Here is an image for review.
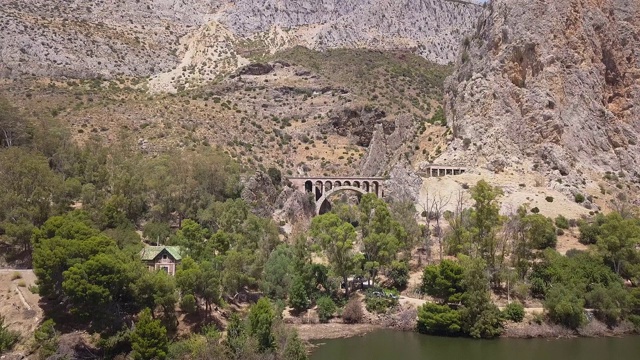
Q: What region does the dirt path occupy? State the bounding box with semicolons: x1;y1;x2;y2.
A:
399;295;426;308
402;292;545;315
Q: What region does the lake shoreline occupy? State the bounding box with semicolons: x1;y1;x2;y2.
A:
294;318;637;342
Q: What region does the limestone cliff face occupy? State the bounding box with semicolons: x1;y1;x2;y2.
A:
223;0;482;65
441;0;640;184
0;0;481;80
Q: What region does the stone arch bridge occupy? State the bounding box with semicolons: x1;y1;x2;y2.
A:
288;177;386;214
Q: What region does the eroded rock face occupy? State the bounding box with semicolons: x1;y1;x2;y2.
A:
323;107;391;147
222;0;482;65
0;0;217;78
275;186;315;222
0;0;481;80
360;114;416;177
241;171;279;217
441;0;640;185
237;63;274;76
384;164;424;203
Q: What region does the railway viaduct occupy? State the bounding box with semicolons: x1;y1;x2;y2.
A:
288;177;386;214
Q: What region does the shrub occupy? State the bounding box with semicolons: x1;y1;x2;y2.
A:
11;272;21;280
342;299;364;324
267;167;282;185
131;309;168;360
97;329;134;358
545;196;554;203
555;215;569;229
417;303;462;336
530;207;540;214
578;221;600;245
421;260;464;303
0;316;20;354
544;285;585;329
288;276;310;313
365;293;397;314
586;283;630;327
531;312;544;325
388;260;409;290
574;193;585;203
33;319;57;358
316;296;336;323
503;302;525;323
180;294;197;314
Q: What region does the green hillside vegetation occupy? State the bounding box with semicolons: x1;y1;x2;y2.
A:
271;47;452;108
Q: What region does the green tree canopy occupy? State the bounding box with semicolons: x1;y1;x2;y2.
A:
596;213;640;276
248;298;275;352
417;303;462;336
62;252;137;319
421;259;465;304
131;308;169;360
310;213;357;296
262;245;295;300
459;258;503;338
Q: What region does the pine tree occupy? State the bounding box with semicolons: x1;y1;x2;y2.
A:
131;308;168;360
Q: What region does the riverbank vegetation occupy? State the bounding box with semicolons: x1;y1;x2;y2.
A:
417;181;640;338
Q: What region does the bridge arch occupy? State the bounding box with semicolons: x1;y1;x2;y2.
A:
316;186;368;214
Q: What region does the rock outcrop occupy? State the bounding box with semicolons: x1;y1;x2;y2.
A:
360;114;416;177
384;164;424;203
241;171;279;217
441;0;640;186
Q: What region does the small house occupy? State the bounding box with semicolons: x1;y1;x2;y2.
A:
139;246;182;276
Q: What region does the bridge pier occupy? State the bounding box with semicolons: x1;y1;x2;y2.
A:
288;176;386;215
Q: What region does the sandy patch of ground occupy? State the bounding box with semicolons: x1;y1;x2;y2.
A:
418;168;591;220
293;323;380;341
398;295;426;308
555;232;589;255
0;269;43;351
416;168;593;258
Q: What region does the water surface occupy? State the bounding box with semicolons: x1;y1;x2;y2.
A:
311;330;640;360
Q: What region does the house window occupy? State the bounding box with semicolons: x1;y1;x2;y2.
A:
162;254;168;260
160;266;169;273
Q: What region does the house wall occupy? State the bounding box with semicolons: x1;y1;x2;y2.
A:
149;257;178;276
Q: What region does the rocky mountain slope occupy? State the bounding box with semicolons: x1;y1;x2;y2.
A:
0;0;481;87
441;0;640;192
0;48;452;184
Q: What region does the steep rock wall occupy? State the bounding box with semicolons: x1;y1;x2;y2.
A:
441;0;640;185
